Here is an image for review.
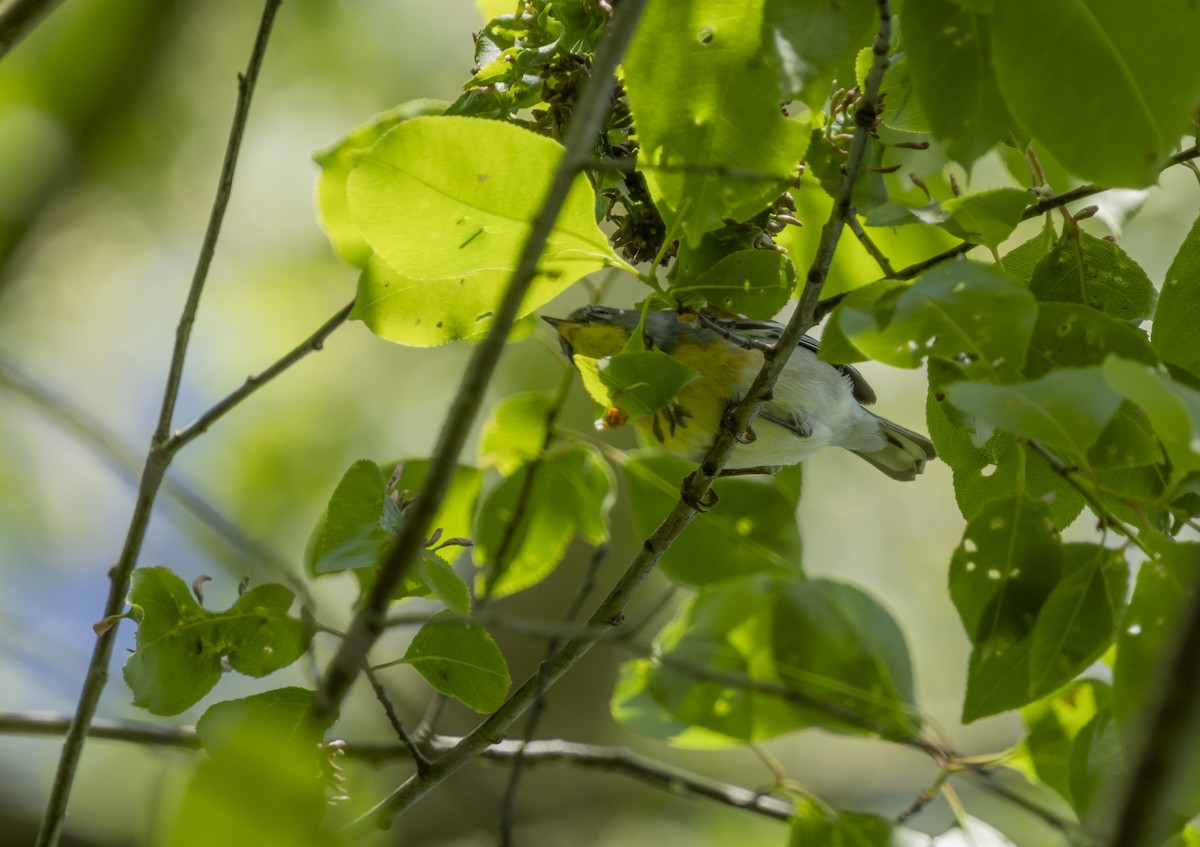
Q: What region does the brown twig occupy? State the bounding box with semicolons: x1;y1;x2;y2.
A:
0;0;64;59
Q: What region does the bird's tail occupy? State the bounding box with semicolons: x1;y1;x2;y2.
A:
851;413;937;481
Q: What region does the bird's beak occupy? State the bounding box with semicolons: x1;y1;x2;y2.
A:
541;315;578;357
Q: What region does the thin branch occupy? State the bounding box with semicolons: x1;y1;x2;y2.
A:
166;300;354;452
0;713;796;825
499;543;609;845
35;5;281;845
306;0;651;738
891;145;1200;282
1101;547;1200;847
0;0;64;60
846;210;896;277
362;664;430;776
1024;439;1151;555
354;2;892;830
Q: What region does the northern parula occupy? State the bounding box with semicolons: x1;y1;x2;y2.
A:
545;306;936;480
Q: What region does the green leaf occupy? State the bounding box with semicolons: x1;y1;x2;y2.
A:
308;459;393;574
612;575;919;744
991;0;1200;187
1002;218;1057;285
572;350;700;420
939;188;1031;251
903;0;1015;164
1068;706;1123;817
170;689;330;847
345;116;620;346
830;261;1036;381
314;99;449;268
414;554;472;616
788;797;893;847
1024;302;1157;379
861;48;931;134
927;360;1085;526
1011;680;1112;808
945;367;1123;459
677;249;796;320
1103;357;1200;487
401;610;510;713
474;443;614;597
1029;545;1125;696
1153;213;1200;381
1028;230;1157;323
950;495;1062;721
479;390;555;475
123;568;308;716
763;0;875;109
1113;540;1199;730
623;0;810;244
622;449;803;586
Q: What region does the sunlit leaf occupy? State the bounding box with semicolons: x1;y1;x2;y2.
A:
346;116;621;346
1011;680;1112;808
763;0;875;109
677;249;796;320
1104;357;1200;487
123;568;308;716
1024;302;1156;380
573;350;700;420
479;390;555;475
939;188;1030;251
314;99;449;268
623;0;810;244
474;443;614;597
400;610;510;713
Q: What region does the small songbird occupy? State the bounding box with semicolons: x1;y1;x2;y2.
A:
544;306;936;480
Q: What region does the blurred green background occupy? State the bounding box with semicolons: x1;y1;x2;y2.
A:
1;1;1197;844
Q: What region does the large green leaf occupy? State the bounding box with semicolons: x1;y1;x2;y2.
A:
479;390;555;476
170;688;330;847
123;568;309;716
829;261;1036;381
313;99;449;268
1153;212;1200;381
903;0;1015;164
474;443;614;597
675;248;796;320
573;349;700;420
939;188;1031;252
1028;230;1157;323
1010;680;1112;809
345;115;621;345
1024;302;1157;379
400;610;510;713
763;0;875;109
622;449;803;586
991;0;1200;186
623;0;810;244
612;575;919;745
308;459;394;574
945;367;1123;459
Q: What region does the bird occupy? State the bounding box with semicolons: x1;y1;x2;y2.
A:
543;305;935;481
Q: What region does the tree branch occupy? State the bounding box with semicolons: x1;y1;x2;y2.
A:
34;4;281;844
0;713;796;825
0;0;64;59
306;0;651;738
890;145;1200;282
353;1;893;830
